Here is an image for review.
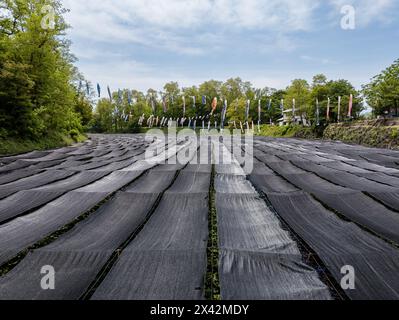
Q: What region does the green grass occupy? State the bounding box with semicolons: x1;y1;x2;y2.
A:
0;132;87;157
256;124;313;138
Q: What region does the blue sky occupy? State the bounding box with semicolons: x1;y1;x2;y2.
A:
63;0;399;92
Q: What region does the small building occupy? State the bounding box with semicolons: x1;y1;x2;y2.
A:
278;109;303;126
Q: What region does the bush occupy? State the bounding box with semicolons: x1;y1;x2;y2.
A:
69;129;80;142
257;125;320;139
323;122;399;149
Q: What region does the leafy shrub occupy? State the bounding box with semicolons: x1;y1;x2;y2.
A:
69;129;80;142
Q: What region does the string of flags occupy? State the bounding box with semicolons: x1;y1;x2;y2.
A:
80;81;356;130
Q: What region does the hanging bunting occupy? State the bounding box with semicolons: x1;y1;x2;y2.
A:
211;97;218;115
245;100;250;122
221;100;228;129
163;96;167;113
348;94;353;118
107;86;112;102
118;89;123;104
127;91;132;105
192;96;196;108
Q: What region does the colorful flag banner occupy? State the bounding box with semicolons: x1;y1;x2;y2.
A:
348;94;353;118
118;89;123;104
107;86;112;102
202;96;207;105
221;100;228;129
245;100;250;122
192;96;196;108
163;96;167;113
211;97;218;115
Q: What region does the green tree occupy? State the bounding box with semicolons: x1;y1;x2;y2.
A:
284;79;311;123
362;59;399;116
0;0;85;139
226;97;248;125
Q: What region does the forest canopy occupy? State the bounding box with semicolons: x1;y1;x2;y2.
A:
0;0;91;140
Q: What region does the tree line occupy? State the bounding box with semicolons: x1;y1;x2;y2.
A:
91;76;363;133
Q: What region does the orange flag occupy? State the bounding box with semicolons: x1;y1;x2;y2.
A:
211;97;218;115
348;94;353;117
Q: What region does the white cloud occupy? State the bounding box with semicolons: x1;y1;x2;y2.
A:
59;1;397;92
63;0;395;59
62;0;320;55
